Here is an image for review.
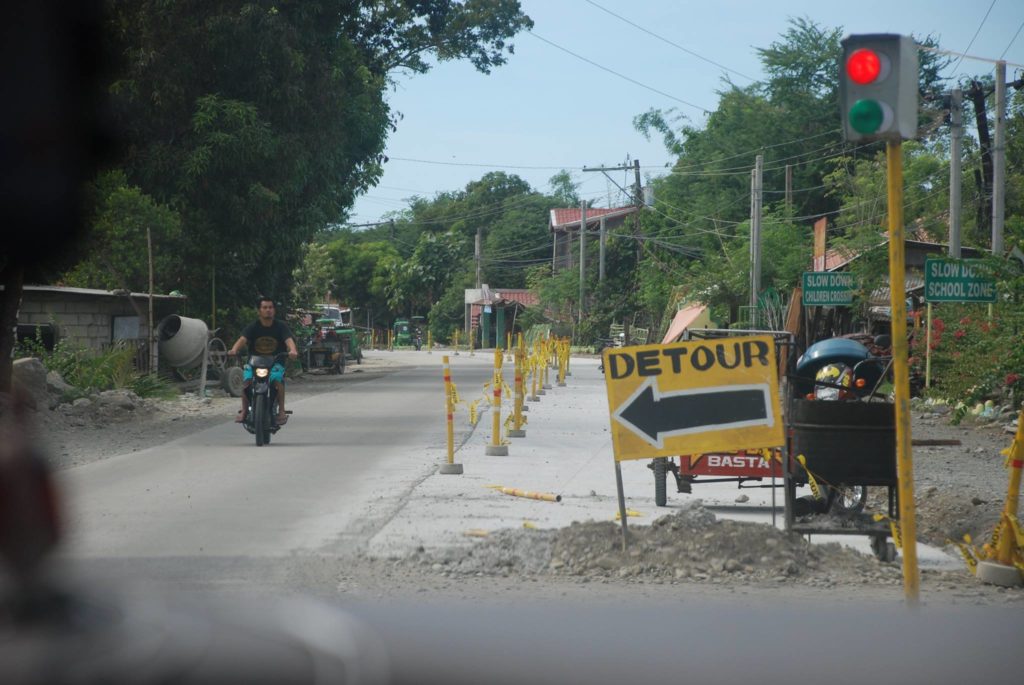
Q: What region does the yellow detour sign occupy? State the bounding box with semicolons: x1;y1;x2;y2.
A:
603;335;784;461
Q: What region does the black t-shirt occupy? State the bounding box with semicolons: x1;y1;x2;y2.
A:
242;319;293;356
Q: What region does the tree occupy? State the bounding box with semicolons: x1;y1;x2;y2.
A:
291;243;335;308
101;1;533;318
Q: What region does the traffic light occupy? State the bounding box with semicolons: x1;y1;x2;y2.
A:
840;34;918;142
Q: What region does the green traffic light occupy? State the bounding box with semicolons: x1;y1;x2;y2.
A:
849;99;884;134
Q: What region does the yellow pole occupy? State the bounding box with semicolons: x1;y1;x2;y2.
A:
427;330;432;354
511;344;525;435
925;303;932;388
995;410;1023;564
453;328;459;355
438;355;463;474
444;356;455;463
887;139;920;604
470;328;475;357
486;347;508;455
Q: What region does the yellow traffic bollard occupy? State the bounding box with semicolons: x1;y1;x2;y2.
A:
427;330;432;354
485;347;508;455
509;345;526;438
439;355;463;474
975;408;1024;586
469;328;475;357
452;328;460;356
557;339;568;387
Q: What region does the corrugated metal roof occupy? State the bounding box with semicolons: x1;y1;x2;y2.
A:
550;206;638;231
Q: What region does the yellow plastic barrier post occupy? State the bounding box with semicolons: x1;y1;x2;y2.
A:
469;328;475;357
452;328;460;356
516;333;529;413
497;487;561;503
557;339;567;387
509;345;526;438
439;355;463;474
485;347;508;455
427;330;432;355
976;408;1024;586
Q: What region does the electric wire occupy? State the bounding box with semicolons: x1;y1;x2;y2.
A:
527;31;711;113
1001;18;1024;60
581;0;756;82
950;0;998;77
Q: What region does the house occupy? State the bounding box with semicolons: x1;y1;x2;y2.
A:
15;285;187;360
464;285;539;348
549;206;640;272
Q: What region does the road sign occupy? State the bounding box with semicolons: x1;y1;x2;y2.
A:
603;336;784;461
924;258;996;303
802;271;856;306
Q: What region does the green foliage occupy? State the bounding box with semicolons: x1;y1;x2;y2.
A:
913;268;1024;410
15;333;176;400
94;1;532;317
62;171;183;292
291;242;335;308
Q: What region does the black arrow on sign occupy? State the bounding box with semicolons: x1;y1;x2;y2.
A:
614;379;772;448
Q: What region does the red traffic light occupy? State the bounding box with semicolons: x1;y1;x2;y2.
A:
846;48;882;84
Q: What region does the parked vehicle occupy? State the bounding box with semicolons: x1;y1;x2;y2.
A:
241;352;290;446
305;304;362;373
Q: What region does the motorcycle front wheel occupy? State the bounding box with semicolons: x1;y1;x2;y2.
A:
254;394;266;447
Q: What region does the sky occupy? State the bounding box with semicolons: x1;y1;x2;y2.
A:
347;0;1024;225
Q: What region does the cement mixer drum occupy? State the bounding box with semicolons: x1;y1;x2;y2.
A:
157;315;209;370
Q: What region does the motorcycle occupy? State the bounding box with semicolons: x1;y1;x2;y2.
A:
242;352;291;446
791;336;892;515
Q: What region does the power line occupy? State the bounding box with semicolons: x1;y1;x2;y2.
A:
1001;18;1024;59
950;0;998;76
581;0;756;82
528;31;711;113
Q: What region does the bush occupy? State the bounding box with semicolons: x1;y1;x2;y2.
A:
15;333;176;400
912;302;1024;410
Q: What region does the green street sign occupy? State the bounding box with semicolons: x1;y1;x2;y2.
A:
802;272;856;306
924;258;996;303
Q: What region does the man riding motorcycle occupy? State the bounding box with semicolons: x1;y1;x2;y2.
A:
227;297;299;425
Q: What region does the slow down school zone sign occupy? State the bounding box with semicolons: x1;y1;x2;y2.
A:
602;336;784;461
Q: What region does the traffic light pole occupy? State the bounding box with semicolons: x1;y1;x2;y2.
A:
886;140;920;604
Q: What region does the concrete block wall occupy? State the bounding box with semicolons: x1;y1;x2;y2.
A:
18;291;180;352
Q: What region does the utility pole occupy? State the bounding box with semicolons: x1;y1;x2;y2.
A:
785;164;793;213
949;88;963;257
749;154;763;322
993;60;1006;255
475;226;482;288
633;159;643;261
599;216;606;283
579;201;587;323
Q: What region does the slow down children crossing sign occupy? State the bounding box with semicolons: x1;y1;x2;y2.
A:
602;335;784;461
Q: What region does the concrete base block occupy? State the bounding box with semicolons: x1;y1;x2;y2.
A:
520;405;529;412
542;384;552;390
976;560;1023;587
508;429;526;438
557;381;567;387
528;395;540;402
438;463;464;475
485;445;509;456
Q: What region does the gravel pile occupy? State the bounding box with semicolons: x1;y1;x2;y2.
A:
400;504;910;589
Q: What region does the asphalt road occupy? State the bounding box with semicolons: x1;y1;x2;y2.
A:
56;351;493;596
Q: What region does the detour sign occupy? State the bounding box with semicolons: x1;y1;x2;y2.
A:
603;335;784;461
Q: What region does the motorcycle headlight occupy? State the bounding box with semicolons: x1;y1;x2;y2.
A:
255;367;270;378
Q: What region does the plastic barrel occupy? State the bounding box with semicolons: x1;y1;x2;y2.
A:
157;315;209;369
